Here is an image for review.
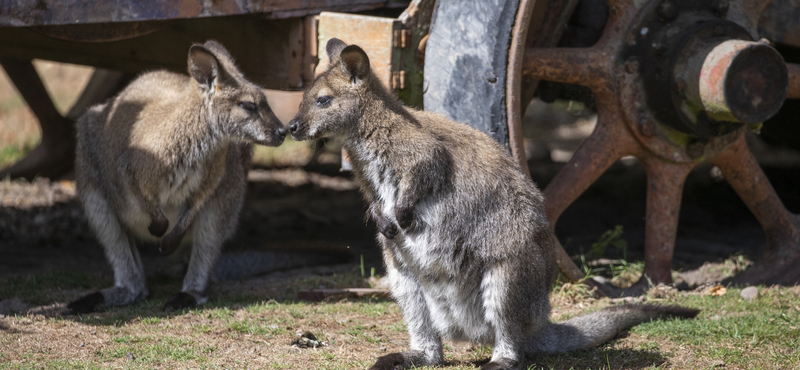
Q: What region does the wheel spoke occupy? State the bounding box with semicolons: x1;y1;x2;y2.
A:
639;158;694;285
728;0;772;32
543;110;638;283
544;111;636;222
709;133;800;255
522;47;610;91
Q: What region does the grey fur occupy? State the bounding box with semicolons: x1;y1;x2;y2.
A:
289;38;699;370
71;40;286;313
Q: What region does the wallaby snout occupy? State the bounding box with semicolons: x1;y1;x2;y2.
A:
288;118;305;141
246;108;286;147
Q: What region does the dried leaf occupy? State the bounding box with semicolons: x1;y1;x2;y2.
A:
708;285;727;296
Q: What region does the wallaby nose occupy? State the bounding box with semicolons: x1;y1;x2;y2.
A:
277;126;287;138
289;122;298;134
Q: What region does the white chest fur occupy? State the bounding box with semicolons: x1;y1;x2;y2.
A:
360;153;497;345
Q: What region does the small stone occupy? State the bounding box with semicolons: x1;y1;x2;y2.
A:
79;342;84;347
740;286;759;300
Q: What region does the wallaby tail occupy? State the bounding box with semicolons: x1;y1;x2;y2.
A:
527;304;699;354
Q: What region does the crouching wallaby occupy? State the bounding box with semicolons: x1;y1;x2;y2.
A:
289;38;699;370
68;40;286;313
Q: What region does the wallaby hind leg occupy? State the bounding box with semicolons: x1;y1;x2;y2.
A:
164;145;248;312
163;197;234;312
69;186;147;313
369;244;444;370
479;262;539;370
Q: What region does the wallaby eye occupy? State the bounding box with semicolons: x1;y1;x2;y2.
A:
315;95;332;107
238;102;258;113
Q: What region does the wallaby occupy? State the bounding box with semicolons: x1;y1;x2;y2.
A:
289;38;699;370
68;40;286;313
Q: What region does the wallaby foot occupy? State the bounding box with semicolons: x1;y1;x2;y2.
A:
368;351;428;370
148;216;169;237
480;359;521;370
369;352;405;370
164;292;198;312
67;292;105;314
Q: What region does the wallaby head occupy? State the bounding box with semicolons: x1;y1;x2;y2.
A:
289;38;372;141
189;40;286;146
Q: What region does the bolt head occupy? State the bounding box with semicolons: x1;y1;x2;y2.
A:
659;1;678;21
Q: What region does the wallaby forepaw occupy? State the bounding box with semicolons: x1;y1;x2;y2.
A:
368;353;406;370
148;218;169;237
67;292;104;314
395;206;414;229
159;230;185;256
164;292;198;312
379;221;398;239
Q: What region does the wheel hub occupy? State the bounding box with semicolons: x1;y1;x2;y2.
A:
628;0;788;140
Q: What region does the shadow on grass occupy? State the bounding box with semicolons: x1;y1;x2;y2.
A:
523;347;670;370
1;268;385;327
462;346;669;370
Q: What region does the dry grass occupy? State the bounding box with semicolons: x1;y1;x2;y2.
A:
1;267;799;369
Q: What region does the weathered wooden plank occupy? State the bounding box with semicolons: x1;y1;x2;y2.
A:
316;11;399;88
0;0;409;27
0;15;308;90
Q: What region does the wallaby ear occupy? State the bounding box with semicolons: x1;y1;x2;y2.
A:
326;38;348;64
188;45;220;90
340;45;370;83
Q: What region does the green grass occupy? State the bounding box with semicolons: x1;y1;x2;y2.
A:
97;336;205;364
0;143;35;171
0;271;110;306
2;269;799;369
631;287;800;367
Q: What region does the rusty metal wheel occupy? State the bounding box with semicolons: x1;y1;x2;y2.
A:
508;0;800;295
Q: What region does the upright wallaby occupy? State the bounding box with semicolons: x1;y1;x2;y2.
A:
68;40;286;313
289;38;699;370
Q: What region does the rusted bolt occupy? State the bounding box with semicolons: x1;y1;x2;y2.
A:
686;141;705;159
659;1;678;21
638;119;657;136
625;59;640;74
713;0;729;17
